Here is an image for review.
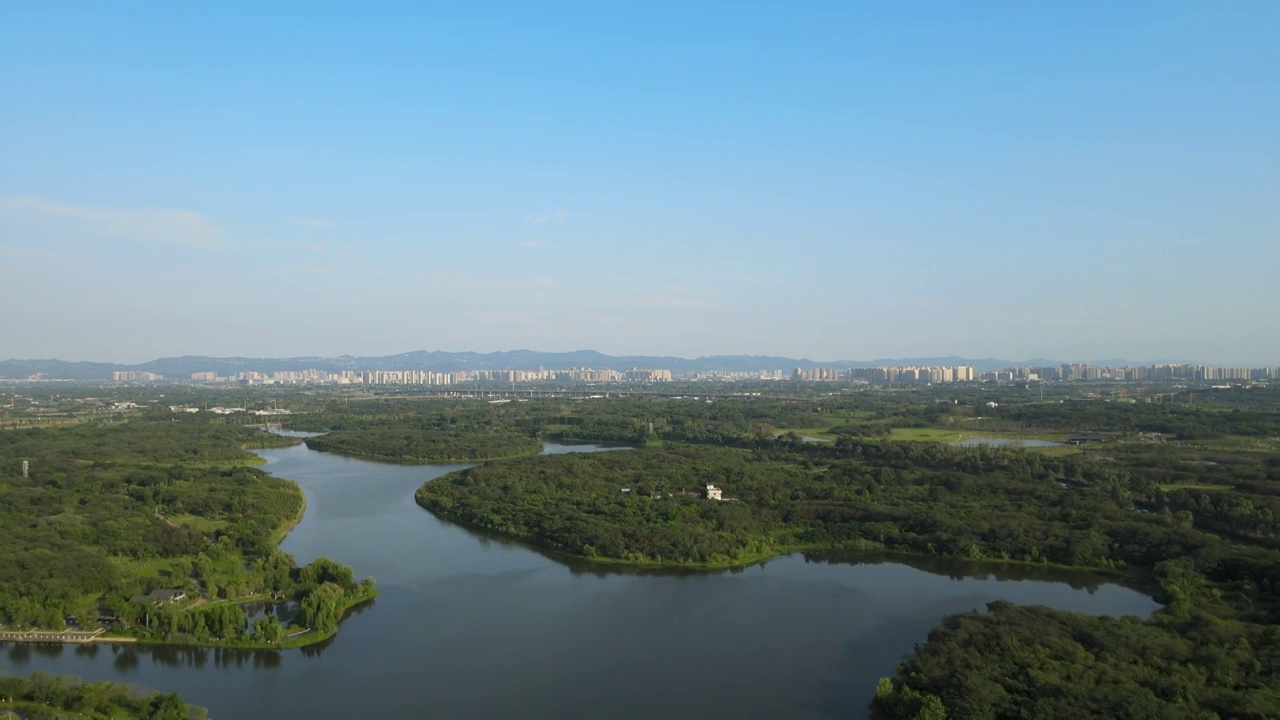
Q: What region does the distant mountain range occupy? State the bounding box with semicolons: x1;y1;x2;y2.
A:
0;351;1186;380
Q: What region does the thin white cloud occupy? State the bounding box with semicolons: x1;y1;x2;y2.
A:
279;264;345;275
293;218;334;228
516;240;563;250
363;262;557;291
618;295;719;311
525;209;569;225
1;195;221;248
268;238;361;256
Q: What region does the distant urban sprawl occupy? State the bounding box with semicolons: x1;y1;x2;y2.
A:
108;362;1280;386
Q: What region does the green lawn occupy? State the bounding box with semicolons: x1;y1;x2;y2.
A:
115;557;189;588
889;428;1075;451
889;428;968;442
1178;435;1280;453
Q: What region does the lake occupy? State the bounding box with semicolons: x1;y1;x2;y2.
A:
1;442;1158;718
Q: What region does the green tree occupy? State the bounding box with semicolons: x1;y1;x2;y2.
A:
149;691;190;720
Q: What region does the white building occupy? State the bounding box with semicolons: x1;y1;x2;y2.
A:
705;484;723;501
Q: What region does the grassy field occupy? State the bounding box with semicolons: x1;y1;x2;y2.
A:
889;428;1076;454
889;428;969;443
890;427;1072;441
115;557;189;587
1176;436;1280;453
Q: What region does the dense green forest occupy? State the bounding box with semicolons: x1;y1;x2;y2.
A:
305;423;541;463
0;418;374;647
290;403;543;462
0;673;205;719
419;446;804;564
986;400;1280;440
526;391;1280;447
873;601;1280;719
417;438;1280;574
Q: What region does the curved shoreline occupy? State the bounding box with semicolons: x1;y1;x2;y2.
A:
272;479;308;545
303;441;545;465
414;494;1154;589
135;591;379;651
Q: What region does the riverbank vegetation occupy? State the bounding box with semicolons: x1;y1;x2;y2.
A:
0;672;206;719
0;418;374;649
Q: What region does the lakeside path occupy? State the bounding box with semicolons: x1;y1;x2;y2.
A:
0;628;135;644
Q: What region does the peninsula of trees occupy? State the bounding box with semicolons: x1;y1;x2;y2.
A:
0;417;375;649
0;673;206;719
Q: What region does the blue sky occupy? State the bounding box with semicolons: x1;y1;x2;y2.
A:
2;2;1277;364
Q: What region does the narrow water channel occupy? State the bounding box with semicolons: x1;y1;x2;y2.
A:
1;442;1160;718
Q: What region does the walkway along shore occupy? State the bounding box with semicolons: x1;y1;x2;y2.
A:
0;627;137;644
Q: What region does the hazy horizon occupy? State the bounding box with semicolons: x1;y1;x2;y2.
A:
3;3;1277;365
1;347;1269;370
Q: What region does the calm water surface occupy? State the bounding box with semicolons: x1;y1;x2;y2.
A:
2;442;1158;719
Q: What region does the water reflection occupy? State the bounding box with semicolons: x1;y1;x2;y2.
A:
32;644;64;659
112;648;138;671
799;551;1152;595
7;644;30;665
73;644;99;659
299;636;336;658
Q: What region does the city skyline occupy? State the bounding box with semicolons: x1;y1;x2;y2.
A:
11;350;1280;385
166;363;1274;385
3;3;1278;364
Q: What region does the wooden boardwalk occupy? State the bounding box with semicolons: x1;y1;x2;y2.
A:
0;627;124;644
